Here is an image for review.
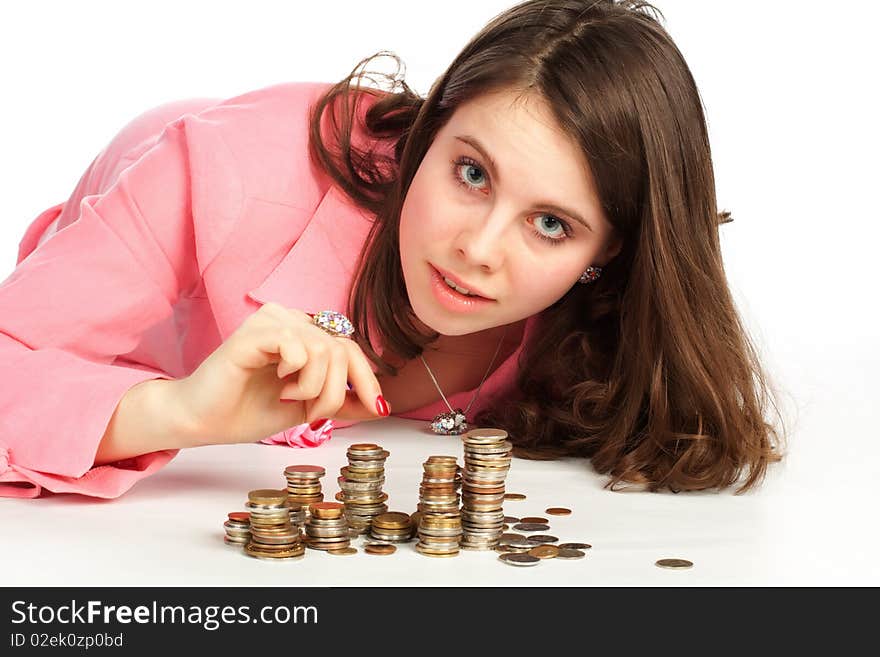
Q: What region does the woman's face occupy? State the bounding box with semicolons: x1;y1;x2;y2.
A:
399;88;622;339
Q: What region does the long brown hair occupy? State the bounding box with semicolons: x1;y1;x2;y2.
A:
306;0;788;494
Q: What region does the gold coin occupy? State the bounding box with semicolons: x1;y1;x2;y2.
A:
545;507;571;516
528;545;559;559
503;493;526;501
248;489;288;505
348;443;381;451
464;428;509;440
310;502;345;519
364;543;397;555
655;558;693;570
328;547;358;556
520;516;548;524
372;512;411;529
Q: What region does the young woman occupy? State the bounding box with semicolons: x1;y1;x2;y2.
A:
0;0;786;499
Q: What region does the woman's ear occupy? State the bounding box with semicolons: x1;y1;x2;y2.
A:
597;234;624;267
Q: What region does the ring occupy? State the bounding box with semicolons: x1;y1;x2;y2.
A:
308;310;355;339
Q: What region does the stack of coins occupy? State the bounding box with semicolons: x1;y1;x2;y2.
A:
336;443;390;534
244;489;305;561
288;502;307;532
303;502;351;551
415;456;463;557
459;428;513;550
223;511;251;546
369;512;414;543
284;465;326;519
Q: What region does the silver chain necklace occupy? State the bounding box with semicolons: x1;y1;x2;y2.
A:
420;325;509;435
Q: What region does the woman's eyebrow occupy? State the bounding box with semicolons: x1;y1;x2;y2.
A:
454;134;594;233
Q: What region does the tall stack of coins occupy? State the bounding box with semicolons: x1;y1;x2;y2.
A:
336;443;390;534
459;428;513;550
369;512;414;543
244;489;305;561
415;456;463;557
303;502;351;551
284;465;326;521
223;512;251;546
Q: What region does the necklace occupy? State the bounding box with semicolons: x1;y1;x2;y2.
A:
420;326;509;435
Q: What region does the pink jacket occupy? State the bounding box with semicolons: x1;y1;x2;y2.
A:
0;81;536;500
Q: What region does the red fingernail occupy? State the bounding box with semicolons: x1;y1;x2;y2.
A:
309;418;329;430
375;395;390;417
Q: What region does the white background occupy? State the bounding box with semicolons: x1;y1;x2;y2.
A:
1;1;878;585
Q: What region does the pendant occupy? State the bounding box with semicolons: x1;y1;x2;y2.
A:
430;408;468;435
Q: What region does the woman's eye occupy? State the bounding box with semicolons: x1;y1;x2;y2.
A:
450;155;574;246
454;159;488;190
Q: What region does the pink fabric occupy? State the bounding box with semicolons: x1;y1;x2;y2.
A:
0;80;530;500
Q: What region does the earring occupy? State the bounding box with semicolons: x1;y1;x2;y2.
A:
578;265;602;284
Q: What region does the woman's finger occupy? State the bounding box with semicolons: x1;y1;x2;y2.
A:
306;342;348;423
281;339;334;401
341;339;386;417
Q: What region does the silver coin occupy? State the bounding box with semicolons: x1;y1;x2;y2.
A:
498;553;541;567
512;523;551;533
555;549;586;560
526;535;558;544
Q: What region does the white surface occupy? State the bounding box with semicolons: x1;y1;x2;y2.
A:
2;404;877;587
1;3;878;586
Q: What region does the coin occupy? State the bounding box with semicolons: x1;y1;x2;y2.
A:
503;493;526;501
248;489;288;505
558;543;592;550
284;464;326;476
655;558;693;569
556;548;585;560
519;516;548;524
498;553;540;567
503;516;520;523
545;507;571;516
328;547;358;556
372;512;411;529
228;512;250;522
526;535;558;544
528;545;559;559
365;543;397;555
310;502;344;519
512;523;551;532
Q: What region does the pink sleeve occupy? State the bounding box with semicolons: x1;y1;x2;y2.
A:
0;116;212;500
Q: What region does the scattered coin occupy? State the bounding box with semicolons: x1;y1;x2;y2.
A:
500;533;526;544
503;493;526;501
556;549;585;560
528;545;559;559
545;507;571;516
503;516;520;523
498;553;541;567
655;558;693;570
520;516;548;524
327;547;358;556
526;535;558;544
512;523;551;533
365;543;397;555
558;543;591;550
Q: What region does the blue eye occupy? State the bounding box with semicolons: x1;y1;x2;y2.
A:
450;156;574;246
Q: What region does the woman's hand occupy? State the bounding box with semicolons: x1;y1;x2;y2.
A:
175;302;388;445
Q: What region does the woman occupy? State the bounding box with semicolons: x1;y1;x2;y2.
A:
0;0;786;499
